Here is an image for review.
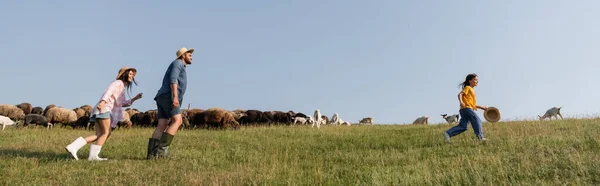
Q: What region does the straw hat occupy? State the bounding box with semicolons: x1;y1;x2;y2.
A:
176;47;194;59
484;106;501;123
116;66;137;80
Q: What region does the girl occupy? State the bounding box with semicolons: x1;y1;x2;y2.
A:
444;73;488;142
65;67;143;161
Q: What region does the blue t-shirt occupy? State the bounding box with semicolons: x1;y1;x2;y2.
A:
155;59;187;100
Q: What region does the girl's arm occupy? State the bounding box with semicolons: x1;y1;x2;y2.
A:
476;105;488;110
458;92;466;108
121;93;142;107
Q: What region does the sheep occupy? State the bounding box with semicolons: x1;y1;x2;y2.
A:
240;110;270;126
73;108;86;118
116;110;132;129
294;112;308;118
272;111;293;124
306;116;315;124
140;110;158;127
412;116;429;125
0;104;25;121
45;107;77;127
16;102;32;115
199;108;240;129
359;117;374;125
23;114;51;129
441;114;459;124
312;109;322;128
1;115;16;130
31;107;43;115
539;106;563;120
230;110;247;121
125;108;140;120
293;117;308;125
43;104;56;116
184;109;205;128
321;115;329;125
79;105;93;116
342;121;352;126
329;113;343;125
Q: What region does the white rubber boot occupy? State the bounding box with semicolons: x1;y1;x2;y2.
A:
65;137;87;160
88;144;107;161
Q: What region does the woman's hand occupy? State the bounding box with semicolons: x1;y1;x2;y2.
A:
96;101;106;112
134;93;143;100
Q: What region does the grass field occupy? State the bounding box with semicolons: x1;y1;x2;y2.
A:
1;119;600;185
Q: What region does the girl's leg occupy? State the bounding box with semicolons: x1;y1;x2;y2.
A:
66;122;101;160
468;110;484;139
446;109;471;137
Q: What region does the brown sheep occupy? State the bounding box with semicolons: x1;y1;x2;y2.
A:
79;105;93;117
138;110;158;127
230;110;247;122
73;108;86;119
184;109;205;128
43;104;56;116
200;108;239;129
16;103;32;115
359;117;374;125
45;107;78;127
31;107;43;115
0;104;25;120
125;108;140;120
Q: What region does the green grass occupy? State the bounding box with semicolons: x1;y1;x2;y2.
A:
1;119;600;185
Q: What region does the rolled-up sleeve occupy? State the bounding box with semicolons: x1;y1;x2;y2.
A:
169;63;182;84
121;95;132;107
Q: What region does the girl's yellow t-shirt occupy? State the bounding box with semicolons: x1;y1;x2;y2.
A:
460;86;477;110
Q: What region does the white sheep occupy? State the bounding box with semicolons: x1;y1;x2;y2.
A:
306;116;314;124
412;116;429;125
293;117;308;125
539;106;563;120
330;113;343;125
312;109;322;128
342;121;351;126
1;115;16;130
441;114;459;124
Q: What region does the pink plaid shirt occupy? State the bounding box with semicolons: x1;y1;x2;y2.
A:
91;80;132;128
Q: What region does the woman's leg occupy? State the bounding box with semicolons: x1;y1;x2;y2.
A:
95;118;111;146
84;122;101;143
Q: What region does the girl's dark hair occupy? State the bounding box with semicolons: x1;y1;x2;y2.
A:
459;73;477;89
118;69;138;98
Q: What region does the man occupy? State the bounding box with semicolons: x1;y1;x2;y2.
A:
147;47;193;159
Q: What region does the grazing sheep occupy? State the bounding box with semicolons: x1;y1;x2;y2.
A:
330;113;343;125
125;108;140;120
1;115;16;130
200;108;240;129
321;115;329;125
313;109;322;128
130;112;146;127
293;117;308;125
140;110;158;127
342;121;352;126
412;116;429;125
45;107;77;127
43;104;56;116
115;111;132;129
0;104;25;120
240;110;270;125
263;111;275;123
441;114;459;124
539;106;563;120
272;111;293;124
79;105;93;116
72;108;91;129
73;108;86;118
306;116;315;124
184;109;205;128
359;117;374;125
16;102;32;115
230;110;247;121
31;107;43;115
24;114;51;129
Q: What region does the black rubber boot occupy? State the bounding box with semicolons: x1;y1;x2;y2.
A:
152;132;174;158
146;138;160;159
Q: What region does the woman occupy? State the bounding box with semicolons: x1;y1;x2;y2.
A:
65;67;143;161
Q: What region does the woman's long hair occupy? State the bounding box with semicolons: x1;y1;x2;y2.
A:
118;69;138;99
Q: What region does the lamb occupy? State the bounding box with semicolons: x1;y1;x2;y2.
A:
24;114;51;129
441;114;459;124
312;109;322;128
31;107;44;115
16;102;32;115
0;104;25;120
1;115;16;130
539;106;563;120
359;117;374;125
45;107;78;127
412;116;429;125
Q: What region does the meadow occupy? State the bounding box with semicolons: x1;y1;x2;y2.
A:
1;119;599;185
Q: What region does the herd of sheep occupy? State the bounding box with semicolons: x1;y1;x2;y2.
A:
0;102;566;130
0;103;377;130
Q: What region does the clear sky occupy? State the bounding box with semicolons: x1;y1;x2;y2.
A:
2;0;600;124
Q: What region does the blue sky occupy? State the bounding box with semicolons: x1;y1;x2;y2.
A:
2;0;600;124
